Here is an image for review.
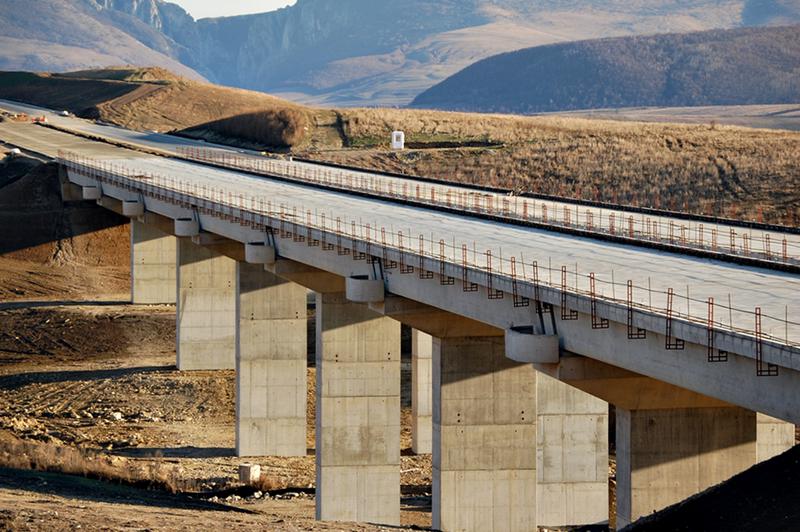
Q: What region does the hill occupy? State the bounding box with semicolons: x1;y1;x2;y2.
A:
412;25;800;113
0;0;203;80
0;69;310;149
3;0;800;107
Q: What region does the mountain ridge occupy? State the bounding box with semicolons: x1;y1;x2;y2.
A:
411;24;800;114
2;0;800;106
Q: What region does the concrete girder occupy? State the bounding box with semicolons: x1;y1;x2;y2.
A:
266;259;345;294
535;355;733;410
368;295;502;338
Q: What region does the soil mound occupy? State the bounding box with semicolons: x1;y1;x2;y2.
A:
626;444;800;531
0;155;130;300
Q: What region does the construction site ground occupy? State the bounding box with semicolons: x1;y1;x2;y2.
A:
0;294;431;531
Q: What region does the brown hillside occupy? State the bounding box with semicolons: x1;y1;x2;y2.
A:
0;154;129;301
319;108;800;225
1;69;799;224
0;70;311;149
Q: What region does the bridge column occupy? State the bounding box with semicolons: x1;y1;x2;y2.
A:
235;263;307;457
536;372;609;528
131;220;176;304
411;329;433;454
615;406;792;528
315;292;401;525
757;413;796;462
432;334;537;532
176;238;236;370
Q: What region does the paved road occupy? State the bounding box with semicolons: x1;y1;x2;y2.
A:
2;99;798;343
2;99;797;265
102;153;800;343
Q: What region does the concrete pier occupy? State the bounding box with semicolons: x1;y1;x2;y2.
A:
176;238;236;370
536;372;609;528
411;329;433;454
432;335;536;532
615;406;795;528
131;220;176;304
315;292;401;525
235;263;307;457
757;413;796;462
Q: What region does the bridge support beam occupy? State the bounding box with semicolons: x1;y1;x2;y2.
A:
432;335;537;532
176;238;236;370
315;292;401;525
235;263;307;457
615;407;795;529
536;372;609;528
131;220;176;304
411;329;433;454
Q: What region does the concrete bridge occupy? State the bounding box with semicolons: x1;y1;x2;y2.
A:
2;100;799;530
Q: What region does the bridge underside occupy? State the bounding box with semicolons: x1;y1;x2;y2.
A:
124;221;795;530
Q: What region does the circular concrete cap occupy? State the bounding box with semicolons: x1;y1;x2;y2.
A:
346;275;385;303
505;327;560;363
122;200;145;217
174;217;200;237
245;242;276;265
81;186;102;201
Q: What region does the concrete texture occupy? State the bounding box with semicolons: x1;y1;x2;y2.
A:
432;335;536;532
235;263;307;457
176;238;236;371
411;329;433;455
315;292;401;525
536;372;609;528
131;220;176;305
756;413;796;462
615;406;766;528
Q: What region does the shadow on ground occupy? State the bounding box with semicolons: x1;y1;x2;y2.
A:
0;366;173;391
0;467;255;513
114;447;234;459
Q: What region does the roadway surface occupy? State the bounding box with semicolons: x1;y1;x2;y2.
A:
1;99;798;343
2;99;798;265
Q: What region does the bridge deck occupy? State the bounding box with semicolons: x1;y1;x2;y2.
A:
1;99;798;345
90;153;800;345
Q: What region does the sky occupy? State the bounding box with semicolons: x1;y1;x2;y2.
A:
171;0;296;19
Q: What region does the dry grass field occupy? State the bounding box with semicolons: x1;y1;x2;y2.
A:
323;108;800;224
1;69;799;224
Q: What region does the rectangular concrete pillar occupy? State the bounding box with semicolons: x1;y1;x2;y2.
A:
236;263;307;457
536;372;609;528
131;220;176;304
756;413;796;462
315;292;401;525
616;406;758;528
432;335;536;532
176;238;236;370
411;329;433;454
